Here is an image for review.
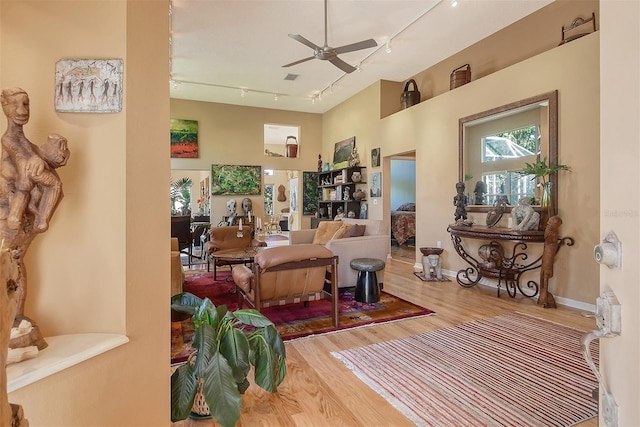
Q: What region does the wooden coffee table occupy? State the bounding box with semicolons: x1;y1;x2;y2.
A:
209;247;264;281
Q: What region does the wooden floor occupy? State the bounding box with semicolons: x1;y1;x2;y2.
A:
173;257;598;427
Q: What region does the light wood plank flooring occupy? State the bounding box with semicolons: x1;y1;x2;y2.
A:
173;257;598;427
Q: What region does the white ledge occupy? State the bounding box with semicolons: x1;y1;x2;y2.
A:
6;333;129;393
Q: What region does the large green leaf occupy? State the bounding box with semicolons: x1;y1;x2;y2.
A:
192;324;218;376
261;324;286;358
219;327;251;383
250;334;282;393
201;352;242;427
232;309;274;327
192;298;218;329
170;363;198;422
170;292;203;315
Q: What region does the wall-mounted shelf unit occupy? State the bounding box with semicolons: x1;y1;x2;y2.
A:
317;166;367;221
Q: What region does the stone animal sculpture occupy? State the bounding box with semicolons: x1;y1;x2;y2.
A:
511;197;540;231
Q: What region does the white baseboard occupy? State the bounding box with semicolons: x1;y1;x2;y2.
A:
417;268;597;313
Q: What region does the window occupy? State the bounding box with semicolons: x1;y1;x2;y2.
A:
478;125;539;205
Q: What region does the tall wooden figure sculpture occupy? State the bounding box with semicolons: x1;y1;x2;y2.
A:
0;87;71;427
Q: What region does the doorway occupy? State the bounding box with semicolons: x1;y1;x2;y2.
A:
389;154;416;263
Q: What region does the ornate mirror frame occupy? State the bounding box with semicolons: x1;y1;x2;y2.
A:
458;90;558;213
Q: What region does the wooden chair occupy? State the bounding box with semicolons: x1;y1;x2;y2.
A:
231;244;339;328
171;215;194;264
205;226;265;279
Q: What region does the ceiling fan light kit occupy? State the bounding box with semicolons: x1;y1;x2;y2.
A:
283;0;378;74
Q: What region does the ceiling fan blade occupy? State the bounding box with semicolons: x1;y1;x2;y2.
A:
282;56;315;68
288;34;321;51
329;57;357;74
334;39;378;55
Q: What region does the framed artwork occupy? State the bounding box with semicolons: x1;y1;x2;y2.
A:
333;136;356;167
302;171;319;215
290;177;299;212
211;165;261;195
370;172;381;198
170;119;199;158
54;58;123;113
359;203;368;219
371;147;381;167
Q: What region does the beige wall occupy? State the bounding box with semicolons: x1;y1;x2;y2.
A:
600;1;640;425
324;34;600;306
170;99;322;229
2;1;169;425
399;0;599;115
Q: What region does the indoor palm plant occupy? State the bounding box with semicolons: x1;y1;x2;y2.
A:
516;157;570;226
171;293;286;427
170;177;193;216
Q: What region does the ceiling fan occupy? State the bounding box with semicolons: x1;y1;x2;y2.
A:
282;0;378;74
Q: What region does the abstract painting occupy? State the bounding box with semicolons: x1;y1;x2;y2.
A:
170;119;199;158
211;165;261;195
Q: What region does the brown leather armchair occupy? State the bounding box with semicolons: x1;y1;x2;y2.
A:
231;244;339;328
204;225;266;279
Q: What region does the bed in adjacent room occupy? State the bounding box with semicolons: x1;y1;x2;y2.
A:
391;202;416;246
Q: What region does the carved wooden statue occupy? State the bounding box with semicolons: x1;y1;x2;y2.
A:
0;88;70;426
453;181;467;223
539;215;562;308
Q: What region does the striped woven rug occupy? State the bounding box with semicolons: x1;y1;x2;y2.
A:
332;312;599;426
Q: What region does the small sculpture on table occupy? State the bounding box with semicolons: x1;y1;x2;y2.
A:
453;181;468;224
334;206;345;220
511;197;540;231
343;188;350;200
317;154;323;172
473;180;487;205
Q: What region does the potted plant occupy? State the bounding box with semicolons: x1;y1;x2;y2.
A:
516;157;570;226
170;293;286;427
170;177;193;216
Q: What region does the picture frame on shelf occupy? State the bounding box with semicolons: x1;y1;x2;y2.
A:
333;136;355;167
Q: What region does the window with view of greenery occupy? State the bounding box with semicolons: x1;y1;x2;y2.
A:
480;125;539;205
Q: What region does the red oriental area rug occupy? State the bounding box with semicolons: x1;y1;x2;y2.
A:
172;271;434;363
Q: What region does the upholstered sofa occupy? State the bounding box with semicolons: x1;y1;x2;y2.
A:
289;218;390;288
232;244;339;327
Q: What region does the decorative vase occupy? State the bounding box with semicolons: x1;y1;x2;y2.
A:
539;181;554;229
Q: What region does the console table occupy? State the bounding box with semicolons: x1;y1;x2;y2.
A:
447;222;574;308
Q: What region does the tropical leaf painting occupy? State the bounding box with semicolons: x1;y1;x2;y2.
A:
211;165;261;195
302;171;319;215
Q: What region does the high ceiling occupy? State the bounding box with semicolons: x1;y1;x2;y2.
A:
169;0;553;114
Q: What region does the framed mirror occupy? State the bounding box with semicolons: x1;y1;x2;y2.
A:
458;90;558;213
